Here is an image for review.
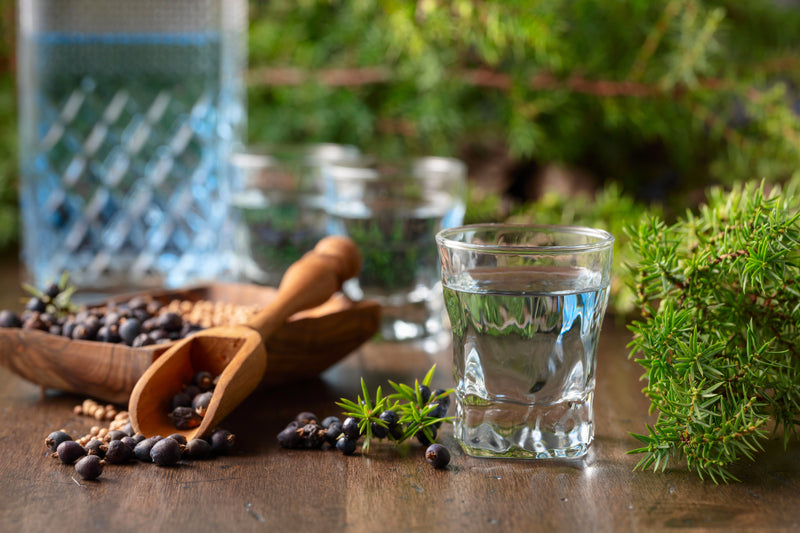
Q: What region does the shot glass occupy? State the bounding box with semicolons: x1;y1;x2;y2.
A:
325;157;467;348
228;144;360;285
436;224;614;458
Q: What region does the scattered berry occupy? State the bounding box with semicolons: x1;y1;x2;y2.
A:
45;430;72;453
184;438;212;460
321;416;341;429
295;412;318;425
425;443;451;469
74;455;104;480
56;440;86;464
150;437;182;466
301;423;326;449
104;440;132;464
103;430;126;442
336;438;357;455
325;423;343;447
133;436;162;463
167;433;188;445
84;439;107;458
208;429;236;455
277;426;302;449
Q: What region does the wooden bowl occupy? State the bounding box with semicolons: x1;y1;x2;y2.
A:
0;283;380;403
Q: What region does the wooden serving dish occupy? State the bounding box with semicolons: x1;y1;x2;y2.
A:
0;283;380;404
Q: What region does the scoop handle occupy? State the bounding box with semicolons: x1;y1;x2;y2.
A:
247;235;362;340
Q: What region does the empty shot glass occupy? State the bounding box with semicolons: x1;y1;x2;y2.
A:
325;157;467;348
229;144;360;285
436;224;614;458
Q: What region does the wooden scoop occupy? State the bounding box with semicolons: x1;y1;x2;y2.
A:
128;236;362;440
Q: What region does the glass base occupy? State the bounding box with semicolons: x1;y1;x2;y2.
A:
454;393;594;459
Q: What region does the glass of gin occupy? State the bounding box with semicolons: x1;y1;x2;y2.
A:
436;224;614;458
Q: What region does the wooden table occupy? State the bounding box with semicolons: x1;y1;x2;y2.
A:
0;254;798;532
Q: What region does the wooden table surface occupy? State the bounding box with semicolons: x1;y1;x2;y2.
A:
0;253;798;533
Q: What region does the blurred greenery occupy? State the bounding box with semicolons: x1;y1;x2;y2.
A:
3;0;800;255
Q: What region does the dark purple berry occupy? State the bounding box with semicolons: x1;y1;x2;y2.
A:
119;436;137;450
370;421;388;439
84;439;107;458
45;430;72;453
277;426;302;449
192;370;214;391
61;319;77;338
184;438;212;460
167;433;188;445
182;385;201;398
415;425;438;447
0;310;22;328
120;421;134;437
208;429;236;455
158;312;183;332
180;322;203;338
379;410;403;440
26;297;47;313
321;416;341;429
325;423;342;447
379;410;399;429
294;411;318;425
119;318;142;345
192;391;214;416
132;333;155;347
96;325;121;343
56;440;86;464
342;417;360;440
425;443;451;469
170;406;202;430
336;437;357;455
44;282;61;300
131;434;146;445
71;323;96;341
301;423;326;449
104;439;132;464
150;437;182;466
75;455;104;481
133;436;162;462
170;392;193;411
418;384;431;404
103;430;126;442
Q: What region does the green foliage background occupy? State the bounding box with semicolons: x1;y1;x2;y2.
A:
3;0;800;252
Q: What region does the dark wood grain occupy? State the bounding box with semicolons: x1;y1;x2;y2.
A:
0;254;798;532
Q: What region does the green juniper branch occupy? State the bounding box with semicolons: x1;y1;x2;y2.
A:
626;180;800;483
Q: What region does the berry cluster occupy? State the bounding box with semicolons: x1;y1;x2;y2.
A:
168;370;217;430
277;412;344;451
277;366;454;468
46;424;236;481
0;278;259;348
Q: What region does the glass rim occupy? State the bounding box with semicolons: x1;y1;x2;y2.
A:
435;223;615;253
326;155;466;182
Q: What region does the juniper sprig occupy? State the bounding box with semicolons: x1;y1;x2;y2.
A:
626;180;800;483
